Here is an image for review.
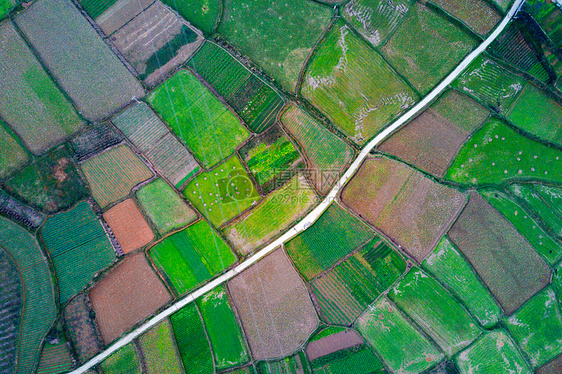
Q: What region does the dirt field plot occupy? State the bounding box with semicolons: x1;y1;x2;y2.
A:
448;192;550;315
160;0;220;34
379;90;488;177
0;248;21;374
306;329;363;361
100;343;141;374
0;21;84;155
149;220;237;295
341;156;466;263
228;248;318;360
93;0;153;35
15;0;144;122
280;105;354;195
0;121;28;179
110;1;203;86
422;237;502;328
224;174;316;255
429;0;501;35
89;252;171;343
537;354;562;374
35;341;73;374
103;199;154;253
302;21;418;145
139;319;184;374
381;3;478;94
136;179;197;235
64;294;103;363
80;144;153;208
312;240;406;325
217;0;331;91
71;124;123;163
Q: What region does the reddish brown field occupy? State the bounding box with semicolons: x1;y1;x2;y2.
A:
228;248;319;360
448;192;551;315
64;294;102;363
103;199;154;254
89;252;171;343
306;330;364;361
341;157;466;262
537;354;562;374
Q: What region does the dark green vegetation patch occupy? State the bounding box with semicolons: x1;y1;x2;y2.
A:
70;123;123;163
161;0;221;34
0;247;22;374
100;343;141;374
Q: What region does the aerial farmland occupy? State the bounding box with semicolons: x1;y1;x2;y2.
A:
2;0;562;373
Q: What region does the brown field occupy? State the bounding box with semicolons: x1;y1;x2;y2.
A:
537;354;562;374
103;199;154;254
228;248;319;360
64;294;103;363
89;252;171;343
306;330;364;361
429;0;501;35
95;0;154;35
341;156;466;262
448;192;551;315
379;91;488;177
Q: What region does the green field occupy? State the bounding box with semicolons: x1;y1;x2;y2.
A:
217;0;331;91
170;303;214;374
311;346;385;374
255;351;311;374
280;105;354;195
35;341;73;374
139;320;184;374
188;42;285;133
286;203;373;280
100;343;141;374
184;156;260;227
0;0;15;18
302;20;418;145
389;268;481;355
5;146;87;213
451;54;525;113
0;121;28;179
223;174;317;255
148;70;249;168
239;126;301;194
41;201;115;302
456;331;532;374
509;183;562;236
506;83;562;145
481;189;562;265
357;297;444;374
343;0;413;47
136;179;198;235
197;285;249;370
445;119;562;185
505;287;562;368
382;3;478;95
79;0;117;19
161;0;221;34
149;220;237;295
312;240;406;325
422;237;502;328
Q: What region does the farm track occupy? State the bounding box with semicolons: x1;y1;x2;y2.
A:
70;0;525;371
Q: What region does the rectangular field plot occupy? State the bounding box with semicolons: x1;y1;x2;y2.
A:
36;341;73;374
0;21;84;155
381;3;478;95
509;184;562;237
0;121;28;179
139;319;184;374
184;156;259;227
310;346;385;374
445;119;562;185
312;240;406;325
388;268;481;355
379;90;488;177
93;0;153;35
255;351;310;374
189;42;284;133
149;69;249;168
14;0;144;122
286;202;373;280
422;237;502;328
448;192;551;315
136;179;197;235
280;105;354;195
41;201;115;303
100;343;141;374
197;286;250;371
224;174;316;255
306;328;363;361
103;198;154;254
170;303;214;374
428;0;501;35
481;189;562;265
343;0;413;47
160;0;220;34
70;124;123;162
110;1;204;87
149;220;237;295
238;126;301;195
505;287;562;368
80;144;153;208
456;331;532;374
302;20;418;145
451;54;525;114
64;294;102;363
112;102;200;188
357;297;444;374
341;156;466;263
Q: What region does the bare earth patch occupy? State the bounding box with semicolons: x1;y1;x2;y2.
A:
103;199;154;254
306;330;364;361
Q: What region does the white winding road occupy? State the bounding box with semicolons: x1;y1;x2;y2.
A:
70;1;525;371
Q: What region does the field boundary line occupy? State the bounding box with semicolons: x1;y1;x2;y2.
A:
69;1;525;371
